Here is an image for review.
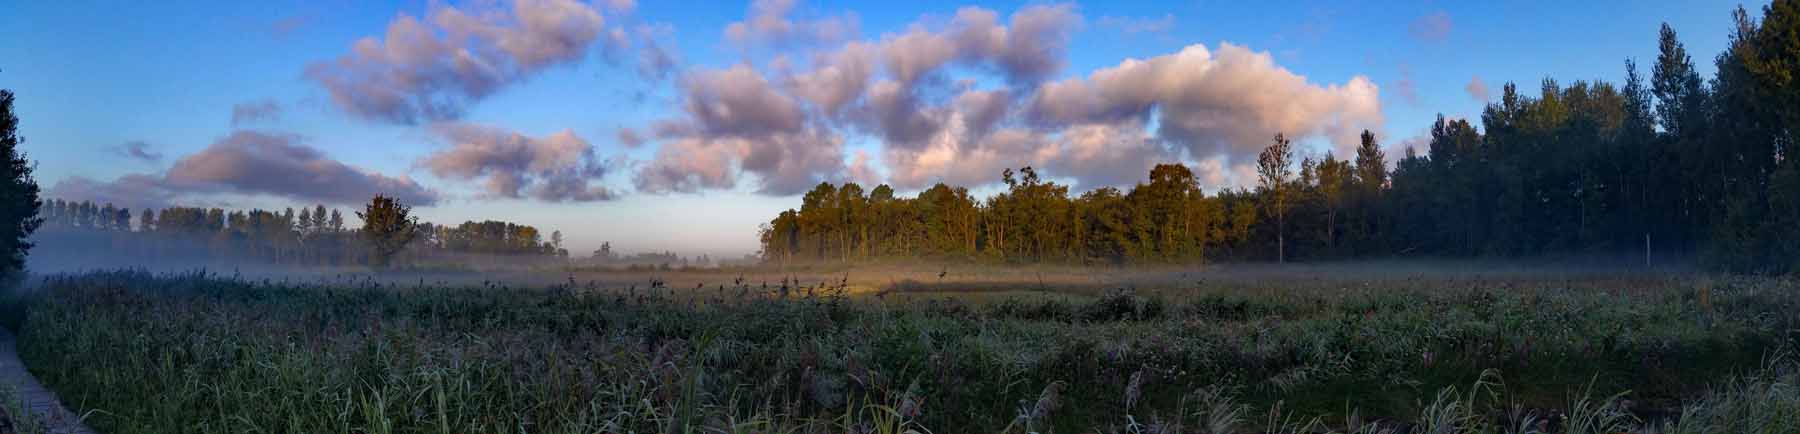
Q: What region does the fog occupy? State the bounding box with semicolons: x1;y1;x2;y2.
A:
24;226;1693;296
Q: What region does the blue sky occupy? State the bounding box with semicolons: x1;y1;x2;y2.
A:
0;0;1761;258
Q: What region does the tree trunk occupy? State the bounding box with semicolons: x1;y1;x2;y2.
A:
1277;214;1286;264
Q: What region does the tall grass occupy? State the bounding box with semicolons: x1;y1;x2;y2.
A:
9;270;1800;433
0;383;49;434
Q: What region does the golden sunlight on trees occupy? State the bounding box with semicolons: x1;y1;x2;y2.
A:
357;194;418;269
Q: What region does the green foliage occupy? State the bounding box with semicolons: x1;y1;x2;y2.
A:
0;91;42;284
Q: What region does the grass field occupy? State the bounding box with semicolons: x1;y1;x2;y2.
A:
5;267;1800;433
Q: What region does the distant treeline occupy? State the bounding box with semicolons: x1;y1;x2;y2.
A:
761;6;1800;273
39;199;568;268
582;242;722;268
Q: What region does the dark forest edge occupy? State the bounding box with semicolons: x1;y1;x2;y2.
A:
762;5;1800;274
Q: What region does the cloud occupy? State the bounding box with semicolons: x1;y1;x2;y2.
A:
616;127;645;147
724;0;859;50
1039;123;1175;188
1392;66;1419;106
784;41;877;117
602;22;681;81
421;123;619;202
603;0;636;14
867;4;1081;88
1097;14;1173;35
633;137;741;193
230;99;282;126
626;4;1381;194
1409;11;1451;43
631;3;1084;195
629;63;849;195
45;174;177;211
683;65;808;137
633;125;846;195
1027;43;1383;163
110;140;163;163
270;15;311;39
304;0;606;124
166;131;439;205
1190;156;1263;191
880;121;1173;191
846;150;879;186
985;4;1082;85
51;131;438;208
635;34;679;80
1395;130;1432;158
1465;75;1490;102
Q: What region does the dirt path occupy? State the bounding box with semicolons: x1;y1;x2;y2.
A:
0;329;96;434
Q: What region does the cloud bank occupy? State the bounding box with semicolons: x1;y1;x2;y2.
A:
51;131;438;209
622;2;1384;194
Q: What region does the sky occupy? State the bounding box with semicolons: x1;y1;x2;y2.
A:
0;0;1764;258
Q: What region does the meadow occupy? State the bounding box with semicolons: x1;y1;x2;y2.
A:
5;266;1800;434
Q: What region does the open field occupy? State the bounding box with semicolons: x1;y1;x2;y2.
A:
4;266;1799;433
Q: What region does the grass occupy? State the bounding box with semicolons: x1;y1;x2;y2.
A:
7;269;1800;433
0;384;49;434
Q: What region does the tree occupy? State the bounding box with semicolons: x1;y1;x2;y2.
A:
1316;154;1351;252
1257;133;1295;263
312;205;329;233
357;195;418;269
138;208;154;232
296;207;313;235
1741;0;1800;132
1653;23;1708;138
1354;131;1387;194
1350;130;1388;253
0;91;42;282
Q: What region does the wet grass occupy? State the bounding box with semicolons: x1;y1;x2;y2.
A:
6;269;1800;433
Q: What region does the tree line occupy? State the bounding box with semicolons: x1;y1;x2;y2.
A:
760;3;1800;273
39;198;568;268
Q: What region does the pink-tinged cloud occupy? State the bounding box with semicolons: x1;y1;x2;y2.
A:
725;0;859;50
1029;43;1383;162
52;131;439;208
304;0;607;124
1465;76;1491;102
422;123;619;202
1410;11;1451;43
627;3;1383;195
